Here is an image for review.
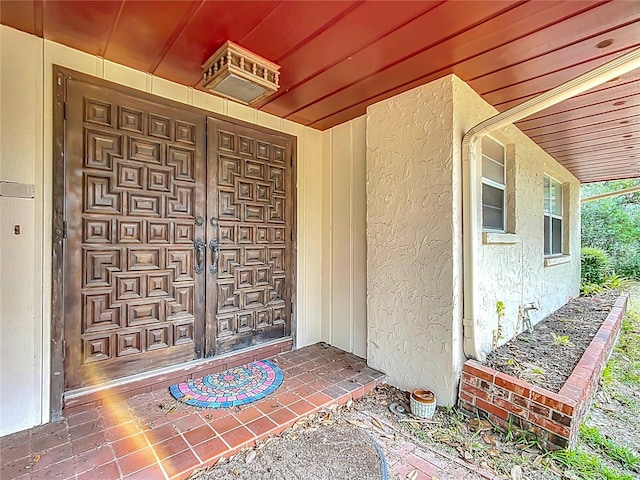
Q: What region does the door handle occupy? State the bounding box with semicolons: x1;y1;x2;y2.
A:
209;239;219;274
194;239;205;274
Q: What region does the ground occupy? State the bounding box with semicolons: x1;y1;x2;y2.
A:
484;292;619;392
193;285;640;480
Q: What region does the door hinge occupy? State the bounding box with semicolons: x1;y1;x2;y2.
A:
291;155;294;167
290;230;293;242
62;221;67;239
63;102;67;120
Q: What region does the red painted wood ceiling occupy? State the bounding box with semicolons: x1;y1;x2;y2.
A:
2;0;639;183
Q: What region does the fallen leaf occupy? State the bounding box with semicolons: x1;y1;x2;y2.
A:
406;469;418;480
32;454;40;463
487;449;500;457
482;434;497;445
468;419;491;432
245;450;256;464
347;419;368;428
510;465;523;480
371;417;384;430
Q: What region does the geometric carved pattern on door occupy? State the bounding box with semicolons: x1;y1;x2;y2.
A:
65;82;205;389
63;77;293;391
211;123;291;354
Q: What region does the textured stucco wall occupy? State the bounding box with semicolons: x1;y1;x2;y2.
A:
366;75;581;405
452;77;581;356
367;77;462;405
0;25;324;435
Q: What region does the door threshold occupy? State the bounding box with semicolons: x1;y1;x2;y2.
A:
63;337;293;411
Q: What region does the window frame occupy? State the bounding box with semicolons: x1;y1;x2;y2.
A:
481;136;506;233
543;174;563;257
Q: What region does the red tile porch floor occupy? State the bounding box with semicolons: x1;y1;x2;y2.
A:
1;344;384;479
0;344;495;480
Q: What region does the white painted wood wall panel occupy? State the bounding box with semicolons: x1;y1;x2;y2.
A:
350;117;367;358
322;117;368;358
0;27;44;435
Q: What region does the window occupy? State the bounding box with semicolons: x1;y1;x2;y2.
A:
481;136;506;231
544;175;563;256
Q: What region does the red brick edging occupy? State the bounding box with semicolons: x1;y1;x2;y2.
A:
458;294;628;449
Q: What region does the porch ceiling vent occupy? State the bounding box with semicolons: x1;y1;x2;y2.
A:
202;41;280;106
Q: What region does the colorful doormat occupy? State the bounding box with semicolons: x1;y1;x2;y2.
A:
169;359;284;408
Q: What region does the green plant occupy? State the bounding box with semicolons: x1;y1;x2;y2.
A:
551;332;572;347
579;424;640;471
581;282;605;296
582;180;640;280
610;309;640;388
603;274;632;290
492;301;506;350
552;449;635;480
581;246;613;285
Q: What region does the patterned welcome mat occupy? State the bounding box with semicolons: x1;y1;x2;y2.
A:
169;359;284;408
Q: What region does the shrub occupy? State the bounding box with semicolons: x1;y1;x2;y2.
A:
610;243;640;280
581;247;612;285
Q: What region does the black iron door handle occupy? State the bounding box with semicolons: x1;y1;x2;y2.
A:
209;239;219;274
194;239;205;274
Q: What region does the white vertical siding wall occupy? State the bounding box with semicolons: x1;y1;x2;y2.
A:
0;28;46;436
321;117;367;358
0;25;323;435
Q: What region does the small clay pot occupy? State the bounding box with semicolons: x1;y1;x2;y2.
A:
410;389;436;418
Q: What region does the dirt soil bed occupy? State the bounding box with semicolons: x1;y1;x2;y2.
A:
190;414;384;480
484;292;619;392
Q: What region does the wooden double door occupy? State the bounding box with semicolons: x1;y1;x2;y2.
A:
61;74;294;390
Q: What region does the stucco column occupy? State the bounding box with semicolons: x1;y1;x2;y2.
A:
366;76;462;405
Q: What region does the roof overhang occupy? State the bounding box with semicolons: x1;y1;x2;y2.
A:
2;0;638;183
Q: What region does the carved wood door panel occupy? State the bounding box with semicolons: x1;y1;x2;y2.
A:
206;118;294;355
64;79;206;389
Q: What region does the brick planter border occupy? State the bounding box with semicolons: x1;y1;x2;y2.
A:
458;294;628;449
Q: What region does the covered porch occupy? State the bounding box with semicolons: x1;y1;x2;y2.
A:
0;0;639;464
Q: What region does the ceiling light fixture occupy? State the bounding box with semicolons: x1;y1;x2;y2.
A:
202;41;280;106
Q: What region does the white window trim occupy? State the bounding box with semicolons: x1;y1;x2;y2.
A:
543;174;564;257
544;255;572;267
482;232;521;244
481;136;506;233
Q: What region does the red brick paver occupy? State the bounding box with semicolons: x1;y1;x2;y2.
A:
0;343;497;479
